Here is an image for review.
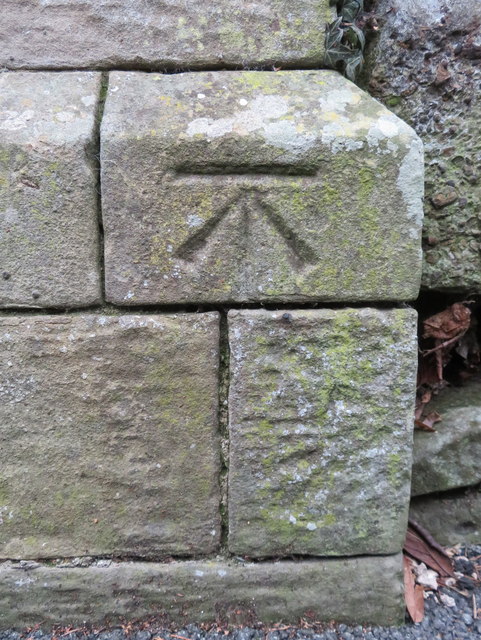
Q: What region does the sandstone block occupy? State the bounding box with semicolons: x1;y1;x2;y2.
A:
0;313;221;558
101;70;424;305
1;0;334;70
227;308;418;557
0;555;405;628
0;72;102;308
412;376;481;496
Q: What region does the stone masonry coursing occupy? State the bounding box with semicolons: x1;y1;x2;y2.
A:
0;1;424;629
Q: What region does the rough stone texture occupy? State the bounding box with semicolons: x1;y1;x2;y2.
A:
0;555;405;628
101;70;424;305
411;376;481;496
228;308;417;557
365;0;481;292
410;484;481;546
0;313;221;559
0;0;334;70
0;72;101;308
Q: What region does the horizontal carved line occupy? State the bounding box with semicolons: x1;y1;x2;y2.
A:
174;164;319;177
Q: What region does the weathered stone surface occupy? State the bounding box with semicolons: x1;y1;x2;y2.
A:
1;0;334;70
228;308;417;557
101;70;424;305
410;484;481;546
365;0;481;292
0;555;405;628
0;72;102;308
412;376;481;496
0;313;220;558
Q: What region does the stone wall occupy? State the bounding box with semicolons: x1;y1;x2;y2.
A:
0;1;424;629
365;0;481;292
363;0;481;546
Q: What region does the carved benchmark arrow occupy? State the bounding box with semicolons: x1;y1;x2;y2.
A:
175;190;318;266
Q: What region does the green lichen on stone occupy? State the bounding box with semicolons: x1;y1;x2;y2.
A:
228;308;417;558
0;71;102;308
1;1;335;70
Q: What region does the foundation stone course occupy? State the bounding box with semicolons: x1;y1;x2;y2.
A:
0;555;405;628
0;0;335;71
101;69;424;305
0;71;102;308
0;313;221;559
228;308;418;557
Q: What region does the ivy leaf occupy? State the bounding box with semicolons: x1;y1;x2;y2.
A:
341;0;363;23
323;1;366;80
345;50;364;81
347;24;365;49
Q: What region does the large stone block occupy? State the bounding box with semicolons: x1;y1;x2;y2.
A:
0;313;220;558
412;376;481;496
228;308;417;557
1;1;334;70
365;0;481;292
0;555;405;628
101;70;424;305
0;72;102;308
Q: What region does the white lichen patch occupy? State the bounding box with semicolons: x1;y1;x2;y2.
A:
0;109;35;131
320;121;365;154
263;120;315;152
81;94;96;107
187;214;204;227
186;94;289;136
186;95;315;151
318;88;362;113
397;137;425;238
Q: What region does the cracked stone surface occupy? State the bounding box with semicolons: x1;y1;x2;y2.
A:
0;72;102;308
0;313;221;559
227;308;417;557
0;0;334;70
101;70;424;305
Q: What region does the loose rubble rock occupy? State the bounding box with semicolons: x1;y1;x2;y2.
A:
411;376;481;495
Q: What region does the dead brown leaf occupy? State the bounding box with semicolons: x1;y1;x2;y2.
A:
404;526;454;578
403;555;425;623
421;303;471;383
417;353;444;388
414;411;441;432
423;303;471;341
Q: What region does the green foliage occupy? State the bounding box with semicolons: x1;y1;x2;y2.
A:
325;1;365;81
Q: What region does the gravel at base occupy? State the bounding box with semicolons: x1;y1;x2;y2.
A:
0;546;479;640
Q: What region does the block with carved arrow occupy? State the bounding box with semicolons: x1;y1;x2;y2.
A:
101;70;424;304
